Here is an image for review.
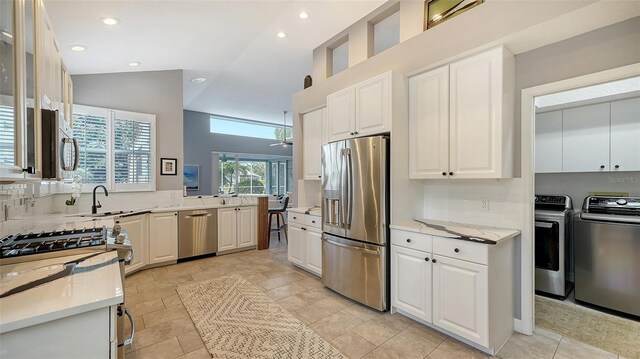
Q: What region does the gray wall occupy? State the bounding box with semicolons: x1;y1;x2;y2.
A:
72;70;184;191
183;110;293;195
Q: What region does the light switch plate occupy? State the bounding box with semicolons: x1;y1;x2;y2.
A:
480;199;490;211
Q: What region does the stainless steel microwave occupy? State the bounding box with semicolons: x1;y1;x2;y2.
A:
41;109;78;179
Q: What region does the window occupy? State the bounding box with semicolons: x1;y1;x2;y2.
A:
215;153;291;195
73;105;155;191
210;115;291;141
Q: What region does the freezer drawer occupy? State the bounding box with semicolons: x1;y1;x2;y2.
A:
322;233;388;311
178;209;218;259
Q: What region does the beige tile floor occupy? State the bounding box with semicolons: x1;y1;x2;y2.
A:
124;235;625;359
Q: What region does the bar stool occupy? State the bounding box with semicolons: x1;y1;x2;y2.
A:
268;196;289;242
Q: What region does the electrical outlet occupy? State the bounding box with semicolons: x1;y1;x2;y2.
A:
480;199;490;211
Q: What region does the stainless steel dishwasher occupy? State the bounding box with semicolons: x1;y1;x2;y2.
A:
178;209;217;259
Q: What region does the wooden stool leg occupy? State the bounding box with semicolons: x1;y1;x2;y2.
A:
268;213;273;242
280;213;288;242
276;213;281;241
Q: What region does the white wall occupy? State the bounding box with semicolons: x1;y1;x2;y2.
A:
72;70;184;191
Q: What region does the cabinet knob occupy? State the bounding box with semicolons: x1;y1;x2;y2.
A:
432;258;437;263
293;216;297;220
406;238;411;243
449;172;454;176
615;165;620;169
442;172;447;176
454;248;459;253
354;131;358;135
312;220;316;223
424;257;429;262
318;175;321;178
600;165;605;169
350;132;354;135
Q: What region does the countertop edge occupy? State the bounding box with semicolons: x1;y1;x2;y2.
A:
390;221;521;244
287;207;322;216
0;294;123;334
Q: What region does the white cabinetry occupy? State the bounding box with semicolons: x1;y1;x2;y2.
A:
562;103;610;172
287;212;322;276
391;245;432;321
535;110;563;173
116;214;149;275
432;254;488;346
327;71;392;142
217;206;256;253
409;47;514;179
390;227;514;355
149;212;178;264
302;107;327;180
610;97;640;171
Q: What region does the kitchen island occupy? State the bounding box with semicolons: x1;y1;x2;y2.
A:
0;251;122;358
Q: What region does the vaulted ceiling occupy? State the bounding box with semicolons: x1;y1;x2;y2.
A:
45;0;386;125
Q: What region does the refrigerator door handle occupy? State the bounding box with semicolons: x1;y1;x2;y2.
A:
345;148;353;226
323;236;379;255
340;148;347;228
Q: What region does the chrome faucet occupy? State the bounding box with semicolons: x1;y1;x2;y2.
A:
92;185;109;214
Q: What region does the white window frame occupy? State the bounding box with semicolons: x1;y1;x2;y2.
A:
74;104;156;192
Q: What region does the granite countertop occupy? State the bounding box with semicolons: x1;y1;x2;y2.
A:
288;207;322;217
391;219;520;245
0;251;123;333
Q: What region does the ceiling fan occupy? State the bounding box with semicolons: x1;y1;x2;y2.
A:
270;110;293;147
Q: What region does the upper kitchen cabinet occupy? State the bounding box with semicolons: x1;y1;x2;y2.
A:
327;71;392;142
302;107;327;180
409;47;514;179
0;0;40;180
610;97;640;172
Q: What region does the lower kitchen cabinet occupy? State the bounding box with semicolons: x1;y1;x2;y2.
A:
117;214;149;275
390;228;514;355
432;254;488;346
391;245;432;321
217;206;257;253
287;212;322;276
149;212;179;264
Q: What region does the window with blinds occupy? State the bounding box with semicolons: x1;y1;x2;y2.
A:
72;105;156;191
0;105;15;166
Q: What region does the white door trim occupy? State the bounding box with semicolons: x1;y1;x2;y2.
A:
519;62;640;335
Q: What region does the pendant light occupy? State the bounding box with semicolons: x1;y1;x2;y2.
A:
270;110;293;147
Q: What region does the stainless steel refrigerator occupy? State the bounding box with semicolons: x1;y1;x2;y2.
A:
321;135;389;311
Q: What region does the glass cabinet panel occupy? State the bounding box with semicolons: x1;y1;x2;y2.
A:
25;0;37;170
0;0;16;166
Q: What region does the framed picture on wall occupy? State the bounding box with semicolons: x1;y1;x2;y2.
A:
160;158;177;175
184;165;200;190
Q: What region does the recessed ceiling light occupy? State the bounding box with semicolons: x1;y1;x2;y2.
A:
298;11;309;19
128;62;141;67
100;17;120;25
1;31;12;39
70;45;86;52
277;32;286;38
190;77;206;84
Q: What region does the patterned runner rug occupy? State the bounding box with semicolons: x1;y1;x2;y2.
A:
536;296;640;358
177;276;345;359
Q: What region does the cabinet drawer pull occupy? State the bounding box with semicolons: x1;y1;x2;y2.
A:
615;165;620;169
432;258;437;263
424;257;429;261
312;220;316;223
449;172;454;176
406;238;411;243
442;172;447;176
454;248;460;253
600;165;605;169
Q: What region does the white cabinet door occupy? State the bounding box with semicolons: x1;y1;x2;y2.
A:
409;66;450;179
449;48;502;178
287;225;305;266
148;212;178;264
218;208;238;251
355;72;391;137
535;110;563;173
320;107;329;146
391;245;432;321
327;87;356;141
610;98;640;172
118;214;148;275
305;229;323;275
562;103;610;172
237;207;256;248
303;109;323;180
432;254;488;347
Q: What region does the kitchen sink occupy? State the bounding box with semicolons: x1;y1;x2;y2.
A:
80;210;135;218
